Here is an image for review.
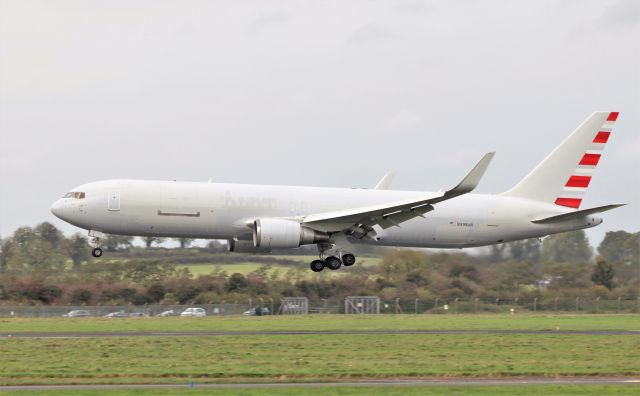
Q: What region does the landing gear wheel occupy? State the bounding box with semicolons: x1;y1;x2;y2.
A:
341;253;356;266
325;256;342;270
310;260;325;272
91;247;103;258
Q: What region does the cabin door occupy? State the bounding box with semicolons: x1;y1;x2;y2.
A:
107;191;121;211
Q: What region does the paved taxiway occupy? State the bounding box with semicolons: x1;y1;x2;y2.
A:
1;329;638;338
1;377;639;391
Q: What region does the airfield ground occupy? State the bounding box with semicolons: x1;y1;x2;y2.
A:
0;314;638;394
1;384;639;396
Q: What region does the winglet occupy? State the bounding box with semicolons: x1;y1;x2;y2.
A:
445;152;495;197
374;171;396;190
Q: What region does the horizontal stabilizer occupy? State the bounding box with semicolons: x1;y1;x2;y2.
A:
531;204;626;224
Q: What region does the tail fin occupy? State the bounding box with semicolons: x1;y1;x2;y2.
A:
502;112;619;209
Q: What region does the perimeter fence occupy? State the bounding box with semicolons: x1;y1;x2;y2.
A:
0;297;638;317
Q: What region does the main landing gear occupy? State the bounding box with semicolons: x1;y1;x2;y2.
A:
91;247;103;258
309;243;357;272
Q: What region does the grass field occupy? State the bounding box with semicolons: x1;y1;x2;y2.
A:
1;314;639;386
176;255;381;277
1;314;639;333
2;334;639;385
1;385;639;396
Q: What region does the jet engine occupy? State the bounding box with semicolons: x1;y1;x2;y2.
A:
253;218;329;249
227;239;271;253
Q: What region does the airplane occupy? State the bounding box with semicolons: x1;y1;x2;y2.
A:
51;112;625;272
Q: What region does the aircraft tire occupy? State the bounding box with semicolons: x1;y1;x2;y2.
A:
325;256;342;270
310;260;325;272
341;253;356;266
91;248;103;258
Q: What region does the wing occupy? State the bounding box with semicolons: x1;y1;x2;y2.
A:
302;152;495;233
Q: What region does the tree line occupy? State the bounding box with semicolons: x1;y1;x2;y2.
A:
0;223;638;306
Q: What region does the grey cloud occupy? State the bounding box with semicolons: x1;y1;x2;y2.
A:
0;0;638;247
383;110;422;131
596;0;639;30
394;0;434;15
247;12;291;35
347;23;393;45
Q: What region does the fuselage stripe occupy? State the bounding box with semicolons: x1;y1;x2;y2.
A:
555;197;582;208
565;175;591;188
593;131;611;143
579;153;601;166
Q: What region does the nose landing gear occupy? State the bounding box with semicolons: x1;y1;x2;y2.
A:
88;230;105;259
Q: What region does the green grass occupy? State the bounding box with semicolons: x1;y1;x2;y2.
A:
0;385;639;396
1;314;639;333
176;256;381;277
1;315;638;387
1;334;639;385
178;263;274;276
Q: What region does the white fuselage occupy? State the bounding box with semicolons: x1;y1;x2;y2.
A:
51;179;601;249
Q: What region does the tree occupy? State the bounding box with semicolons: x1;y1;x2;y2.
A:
591;260;615;290
2;227;66;275
176;238;194;249
0;237;10;273
227;273;248;292
493;261;537;291
71;288;93;304
541;230;592;263
543;261;592;289
146;283;166;302
598;231;639;264
69;234;89;269
506;238;540;263
34;222;63;249
124;261;177;283
206;240;227;253
376;250;430;282
142;236;165;248
489;244;507;262
103;235;134;252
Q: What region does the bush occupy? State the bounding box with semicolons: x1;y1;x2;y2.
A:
146;283;166;302
70;288;93;304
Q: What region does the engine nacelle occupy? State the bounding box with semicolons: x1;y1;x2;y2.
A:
253;218;329;249
228;239;271;253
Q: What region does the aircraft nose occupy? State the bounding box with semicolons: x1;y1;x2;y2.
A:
50;199;65;219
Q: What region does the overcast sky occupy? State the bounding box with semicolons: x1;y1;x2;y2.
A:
1;0;638;247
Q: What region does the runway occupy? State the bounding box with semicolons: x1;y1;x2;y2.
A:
1;377;639;391
1;329;638;338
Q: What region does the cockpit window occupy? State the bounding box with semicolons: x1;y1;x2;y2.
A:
63;192;85;199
